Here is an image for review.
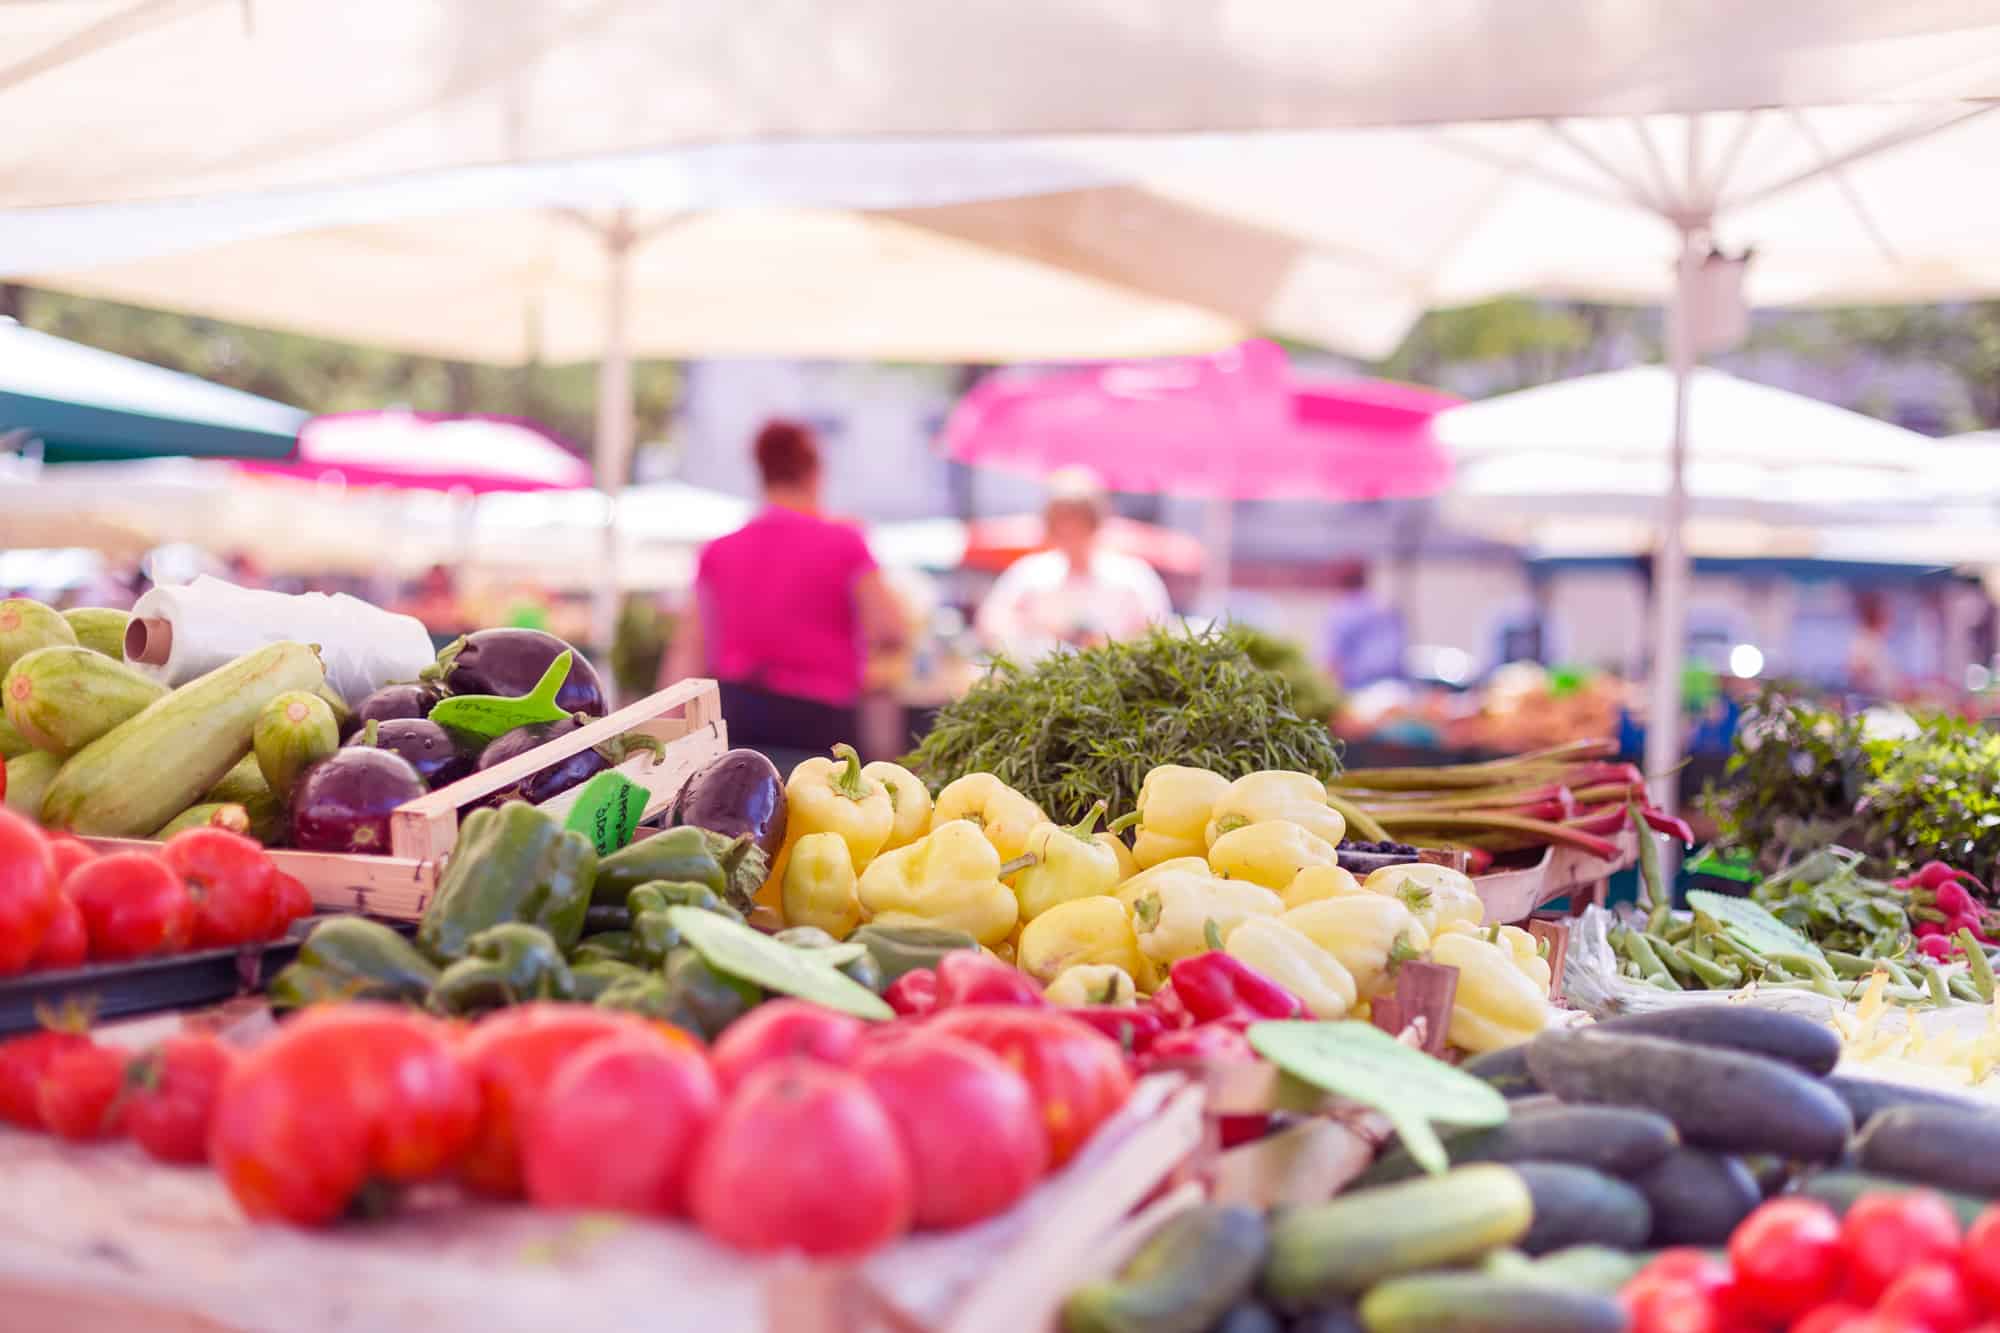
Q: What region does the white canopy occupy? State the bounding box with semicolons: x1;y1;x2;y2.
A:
9;2;2000;211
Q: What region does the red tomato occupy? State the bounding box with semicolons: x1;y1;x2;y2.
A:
27;892;87;971
923;1007;1133;1165
125;1033;235;1165
1838;1190;1963;1302
0;1028;94;1128
1624;1276;1727;1333
0;807;59;976
1790;1305;1868;1333
456;1004;676;1198
208;1005;477;1225
689;1060;912;1256
1963;1207;2000;1311
44;836;97;883
1877;1262;1980;1333
709;1000;864;1090
161;828;277;950
521;1034;719;1215
858;1033;1049;1229
68;851;193;961
269;872;314;936
37;1044;129;1141
1728;1199;1844;1324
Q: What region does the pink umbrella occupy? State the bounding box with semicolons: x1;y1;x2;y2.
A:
939;340;1458;604
240;411;592;493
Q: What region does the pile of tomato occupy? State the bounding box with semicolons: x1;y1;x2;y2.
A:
0;807;314;972
1627;1191;2000;1333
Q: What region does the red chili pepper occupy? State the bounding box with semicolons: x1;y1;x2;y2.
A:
1148;980;1194;1030
884;968;941;1017
1060;1006;1166;1056
1167;953;1304;1026
933;951;1046;1008
1564;804;1629;836
1143;1023;1258;1065
1462;847;1495;875
1639;808;1697;845
1917;933;1956;962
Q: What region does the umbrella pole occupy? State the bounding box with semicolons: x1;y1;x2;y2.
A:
1643;230;1700;822
591;214;636;698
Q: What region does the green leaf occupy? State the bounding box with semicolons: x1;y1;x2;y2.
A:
665;907;892;1020
1248;1021;1508;1175
562;770;649;855
429;650;575;742
1688;889;1825;962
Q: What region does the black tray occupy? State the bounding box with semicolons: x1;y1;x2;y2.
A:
0;917;329;1036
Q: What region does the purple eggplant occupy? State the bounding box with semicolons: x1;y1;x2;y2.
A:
350;717;475;789
431;630;605;717
290;748;427;854
668;749;787;860
476;717;607;806
348;682;446;738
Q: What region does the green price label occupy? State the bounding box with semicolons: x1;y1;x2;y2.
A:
563;770;649;855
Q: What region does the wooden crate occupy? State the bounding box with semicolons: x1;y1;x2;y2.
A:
85;678;728;921
1475;825;1639;926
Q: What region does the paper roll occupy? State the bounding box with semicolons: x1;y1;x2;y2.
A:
128;576;436;704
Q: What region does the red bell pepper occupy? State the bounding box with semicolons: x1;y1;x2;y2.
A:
1167;953;1303;1026
1060;1006;1166;1055
885;968;941;1017
933;951;1046;1008
1638;808;1696;845
1143;1024;1258;1065
1147;980;1194;1030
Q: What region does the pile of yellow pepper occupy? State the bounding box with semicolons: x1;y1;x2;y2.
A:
764;749;1554;1055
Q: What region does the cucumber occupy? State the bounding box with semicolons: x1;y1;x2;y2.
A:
1523;1246;1651;1296
41;641;325;837
152;802;251;839
253;689;339;801
1286;1310;1363;1333
0;598;76;677
1593;1005;1840;1076
4;749;61;818
1826;1074;1994;1125
0;714;28;760
3;646;167;754
1854;1104;2000;1195
1525;1027;1851;1161
204;753;272;806
1357;1105;1678;1186
1512;1162;1651;1255
1211;1303;1283;1333
1358;1273;1626;1333
1263;1165;1533;1310
1632;1148;1761;1245
61;608;131;660
1795;1169;1990;1227
1461;1045;1542;1099
1062;1203;1267;1333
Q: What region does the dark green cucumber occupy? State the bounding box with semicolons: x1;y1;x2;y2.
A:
1632;1149;1761;1245
1525;1027;1851;1161
1523;1246;1651;1296
1063;1203;1267;1333
1210;1302;1283;1333
1357;1105;1678;1186
1854;1105;2000;1195
1286;1310;1364;1333
1263;1165;1533;1310
1460;1045;1543;1099
1826;1074;1994;1125
1513;1163;1651;1256
1795;1169;1990;1227
1594;1006;1840;1076
1358;1274;1626;1333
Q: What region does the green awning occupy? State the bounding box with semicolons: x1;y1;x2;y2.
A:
0;322;303;463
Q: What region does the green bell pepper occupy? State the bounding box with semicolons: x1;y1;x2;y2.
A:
570;958;647;1002
776;925;885;993
571;930;640;965
627;879;745;966
594;826;730;908
851;922;979;985
267;917;439;1009
428;923;576;1015
661;949;760;1040
416;802;597;960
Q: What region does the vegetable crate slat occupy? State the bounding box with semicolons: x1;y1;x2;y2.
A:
83;678;728;922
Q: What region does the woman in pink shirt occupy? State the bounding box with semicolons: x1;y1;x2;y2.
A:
663;420;904;760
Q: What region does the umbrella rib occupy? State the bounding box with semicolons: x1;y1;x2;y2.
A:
1626;116;1684;218
1541;118;1669;217
1782;109;1900;266
1430;132;1646;214
0;0;208;97
1723;103;2000;213
1695;112;1762;213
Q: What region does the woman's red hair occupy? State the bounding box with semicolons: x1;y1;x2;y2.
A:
754;419;820;487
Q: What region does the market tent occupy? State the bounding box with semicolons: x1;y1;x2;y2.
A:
7;3;2000;210
0;321;304;462
240;412;592;493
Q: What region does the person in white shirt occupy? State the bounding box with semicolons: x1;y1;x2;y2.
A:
975;468;1173;660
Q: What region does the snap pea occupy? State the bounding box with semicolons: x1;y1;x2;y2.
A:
1960;930;1996;1003
1666;943;1741;989
1624;931;1679;989
1923;961;1952;1009
1949;972;1982;1004
1630;798;1671;934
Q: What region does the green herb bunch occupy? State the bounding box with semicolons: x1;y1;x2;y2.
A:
1234;624;1344;721
909;625;1343;824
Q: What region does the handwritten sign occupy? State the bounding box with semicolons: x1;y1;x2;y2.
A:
429;650;574;743
563;770;649;855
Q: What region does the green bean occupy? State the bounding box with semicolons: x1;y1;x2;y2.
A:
1923;961;1951;1009
1950;973;1983;1004
1692;931;1714;962
1668;943;1741;989
1624;931;1678;988
1824;950;1884;978
1961;930;1996;1003
1630;798;1671;933
1646;974;1679;991
1664;917;1694;946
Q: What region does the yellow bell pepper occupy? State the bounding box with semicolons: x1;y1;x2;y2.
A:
1133;765;1231;868
1363;862;1484;936
1280;863;1366;911
1017;896;1143;984
861;760;933;851
780;832;862;938
1044;964;1137;1008
1224;916;1356;1019
1114;857;1211;912
1098;814;1141;881
787;744;895;870
1129;870;1283;964
1203;771;1346;849
857;819;1020;946
1494;924;1554;994
1014;802;1126;923
1431;930;1551;1055
1207;820;1340;891
932;773;1046;863
1282;895;1430;999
